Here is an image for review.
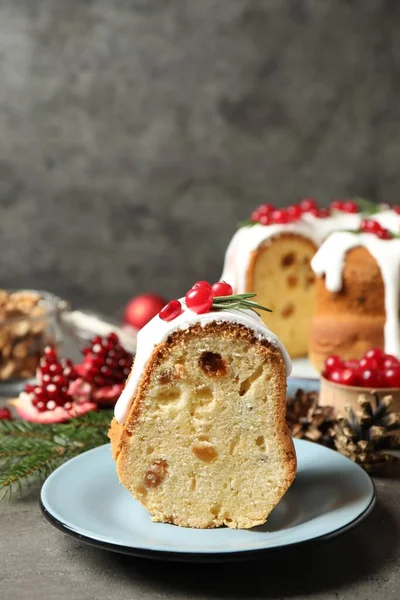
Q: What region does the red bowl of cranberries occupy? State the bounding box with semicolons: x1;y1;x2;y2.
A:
320;348;400;413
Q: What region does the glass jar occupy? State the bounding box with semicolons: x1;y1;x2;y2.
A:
0;290;68;395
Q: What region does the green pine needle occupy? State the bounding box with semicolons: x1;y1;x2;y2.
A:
0;410;113;501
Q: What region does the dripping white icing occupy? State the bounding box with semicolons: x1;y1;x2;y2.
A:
114;300;292;424
311;231;400;357
220;209;400;298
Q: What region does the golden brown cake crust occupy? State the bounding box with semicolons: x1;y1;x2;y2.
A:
310;247;387;371
108;321;296;529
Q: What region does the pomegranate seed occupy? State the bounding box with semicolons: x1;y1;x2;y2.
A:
108;332;119;343
0;407;12;420
185;287;214;314
64;402;72;410
46;400;57;411
359;369;384;388
331;200;345;211
317;208;330;218
394;205;400;215
324;355;343;372
43;346;57;359
272;209;290;224
42;374;51;383
92;343;104;355
211;281;233;297
159;300;183;322
40;363;52;375
383;366;400;388
287;205;303;220
299;198;318;212
37;402;47;413
342;200;359;213
259;214;272;225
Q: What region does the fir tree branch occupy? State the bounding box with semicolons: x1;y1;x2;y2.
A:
0;409;113;500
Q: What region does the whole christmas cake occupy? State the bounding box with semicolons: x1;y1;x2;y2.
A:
109;282;296;529
222;200;400;362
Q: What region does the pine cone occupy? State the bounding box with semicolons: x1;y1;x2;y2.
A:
333;393;400;473
286;389;335;446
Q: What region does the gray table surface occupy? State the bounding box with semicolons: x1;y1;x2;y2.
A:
1;452;399;600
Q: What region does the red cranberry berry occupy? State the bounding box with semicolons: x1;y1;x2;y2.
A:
382;354;399;369
259;214;272;225
159;300;183;322
324;355;343;372
0;407;12;420
331;200;345;211
383;366;400;388
258;203;274;215
251;209;262;222
287;205;303;220
359;369;384;388
359;357;380;371
272;209;291;224
192;281;212;291
364;348;385;363
211;281;233;297
185;286;214;314
376;228;392;240
299;198;318;212
342;200;359;213
360;219;383;234
329;368;358;386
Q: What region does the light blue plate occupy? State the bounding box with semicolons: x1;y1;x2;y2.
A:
40;439;375;562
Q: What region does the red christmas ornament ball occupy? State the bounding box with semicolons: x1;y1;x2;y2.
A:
123;294;167;330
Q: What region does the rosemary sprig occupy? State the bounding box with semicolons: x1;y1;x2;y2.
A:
238;218;257;229
0;410;113;500
212;293;272;315
352;197;379;216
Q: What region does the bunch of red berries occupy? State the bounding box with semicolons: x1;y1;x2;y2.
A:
360;219;393;240
330;199;360;213
323;348;400;388
159;281;233;321
250;198;330;225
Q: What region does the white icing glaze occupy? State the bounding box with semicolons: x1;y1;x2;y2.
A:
311;231;400;357
370;209;400;234
221;221;319;293
114;300;292;424
302;211;362;242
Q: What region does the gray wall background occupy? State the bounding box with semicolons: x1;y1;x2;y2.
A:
1;0;400;315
